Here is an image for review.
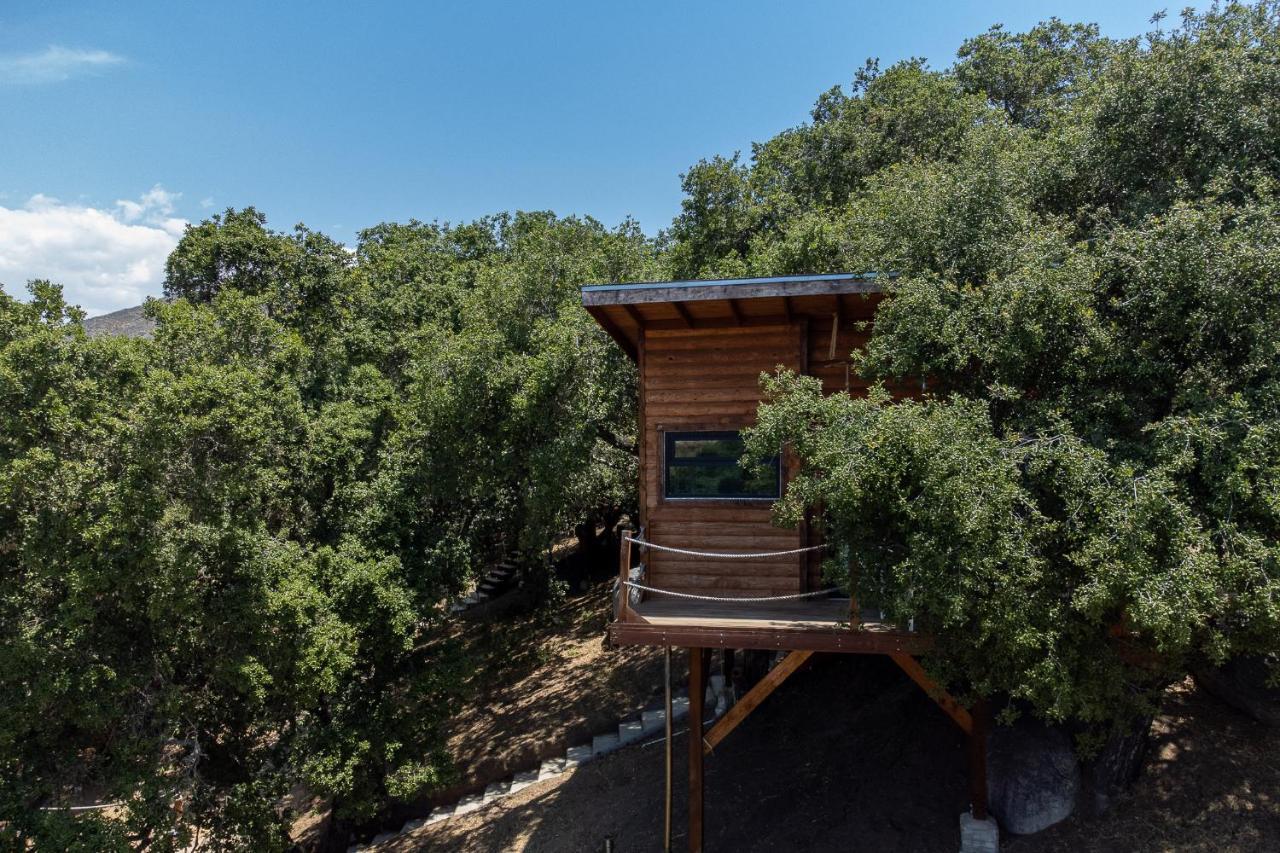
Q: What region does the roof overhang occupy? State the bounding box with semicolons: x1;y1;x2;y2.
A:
582;272;885;307
581;273;889;361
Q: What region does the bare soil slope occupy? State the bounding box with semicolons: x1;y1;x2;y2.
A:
379;657;1279;853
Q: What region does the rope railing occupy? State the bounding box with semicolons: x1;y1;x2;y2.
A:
624;536;825;560
624;580;840;603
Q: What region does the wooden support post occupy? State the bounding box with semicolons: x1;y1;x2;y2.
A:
664;647;673;851
688;647;705;853
617;533;633;622
969;698;990;820
703;650;813;754
888;653;973;736
828;307;841;360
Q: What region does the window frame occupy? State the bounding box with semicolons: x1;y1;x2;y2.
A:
661;429;782;502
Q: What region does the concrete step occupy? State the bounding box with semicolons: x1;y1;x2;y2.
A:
371;831;398;845
461;594;480;605
592;733;620;757
565;744;593;767
454;792;484;816
402;817;426;833
641;709;666;733
482;780;510;803
509;768;539;794
538;757;566;781
672;696;690;718
426;804;454;824
709;674;726;696
618;720;644;745
448;603;466;613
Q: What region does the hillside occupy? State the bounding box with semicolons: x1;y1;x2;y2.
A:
82;303;156;338
377;661;1280;852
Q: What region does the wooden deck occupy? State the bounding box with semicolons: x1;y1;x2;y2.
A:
610;597;933;653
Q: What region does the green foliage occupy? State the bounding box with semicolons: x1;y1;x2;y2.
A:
1;210;655;846
6;2;1280;844
712;2;1280;727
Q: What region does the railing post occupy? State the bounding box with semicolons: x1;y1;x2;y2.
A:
618;528;634;622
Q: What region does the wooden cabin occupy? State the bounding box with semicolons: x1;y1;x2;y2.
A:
582;273;994;852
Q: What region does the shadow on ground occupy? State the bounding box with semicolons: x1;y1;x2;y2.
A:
393;655;969;852
385;658;1280;852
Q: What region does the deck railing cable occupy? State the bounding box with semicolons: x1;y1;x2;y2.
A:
623;581;840;603
623;536;825;560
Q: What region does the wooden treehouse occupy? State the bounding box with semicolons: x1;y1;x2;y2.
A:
582;273;995;853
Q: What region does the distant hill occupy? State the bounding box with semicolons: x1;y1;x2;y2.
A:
83;304;156;339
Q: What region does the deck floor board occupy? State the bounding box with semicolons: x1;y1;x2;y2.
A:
631;597;907;633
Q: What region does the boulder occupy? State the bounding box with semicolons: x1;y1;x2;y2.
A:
1082;716;1152;815
987;719;1081;835
1194;655;1280;727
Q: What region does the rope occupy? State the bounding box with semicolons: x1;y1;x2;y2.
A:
625;537;825;560
625;581;840;603
40;802;125;812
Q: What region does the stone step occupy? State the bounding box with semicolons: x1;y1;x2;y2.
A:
672;696;690;718
371;831;398;845
402;817;426;833
426;804;454;824
453;792;484;816
641;709;666;733
618;720;644;745
538;757;566;781
462;594;480;605
482;780;510;803
709;674;726;696
448;603;466;614
509;768;539;794
592;733;620;757
565;744;593;767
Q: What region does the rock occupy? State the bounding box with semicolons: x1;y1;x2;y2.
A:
987;719;1081;835
1082;716;1152;815
1194;655;1280;727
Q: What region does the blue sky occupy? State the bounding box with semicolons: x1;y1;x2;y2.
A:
1;0;1174;314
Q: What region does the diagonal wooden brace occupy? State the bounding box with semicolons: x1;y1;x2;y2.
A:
703;650;814;755
888;652;973;735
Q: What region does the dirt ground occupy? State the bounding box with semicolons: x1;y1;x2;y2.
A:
375;656;1280;853
295;577;667;845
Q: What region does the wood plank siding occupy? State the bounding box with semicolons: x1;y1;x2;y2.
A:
587;276;896;604
642;324;802;597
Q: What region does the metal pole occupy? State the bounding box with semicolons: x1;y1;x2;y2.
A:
664;645;672;852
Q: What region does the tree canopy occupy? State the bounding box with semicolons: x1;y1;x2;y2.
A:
3;2;1279;847
2;213;655;848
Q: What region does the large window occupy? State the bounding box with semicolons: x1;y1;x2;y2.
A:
663;430;780;500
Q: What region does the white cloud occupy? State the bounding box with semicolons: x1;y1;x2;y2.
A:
0;45;125;85
0;186;187;316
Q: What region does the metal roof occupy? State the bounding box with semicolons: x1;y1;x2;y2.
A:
580;272;891;306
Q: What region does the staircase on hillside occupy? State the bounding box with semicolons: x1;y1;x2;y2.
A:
448;558;519;614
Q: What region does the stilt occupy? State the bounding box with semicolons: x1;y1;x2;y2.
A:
664;646;672;852
969;698;989;819
960;698;999;853
688;646;705;853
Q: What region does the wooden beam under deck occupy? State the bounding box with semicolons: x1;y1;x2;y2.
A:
703;650;812;754
888;652;973;736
